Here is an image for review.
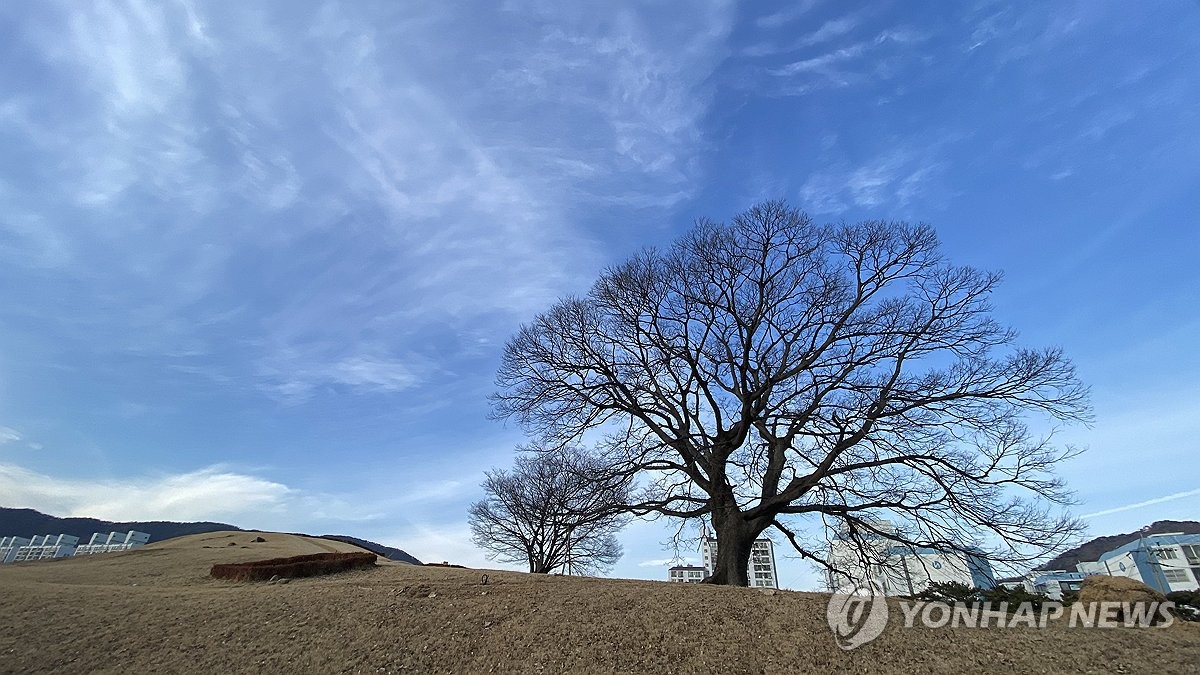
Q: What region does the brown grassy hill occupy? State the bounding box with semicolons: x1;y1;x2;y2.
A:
0;507;423;564
1;530;1198;674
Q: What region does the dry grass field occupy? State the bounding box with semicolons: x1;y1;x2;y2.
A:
1;530;1198;674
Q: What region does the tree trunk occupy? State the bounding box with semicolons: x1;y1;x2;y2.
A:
706;512;758;586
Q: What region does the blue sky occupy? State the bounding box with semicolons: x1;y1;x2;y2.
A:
1;1;1197;589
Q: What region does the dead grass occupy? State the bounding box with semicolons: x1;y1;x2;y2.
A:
1;530;1197;674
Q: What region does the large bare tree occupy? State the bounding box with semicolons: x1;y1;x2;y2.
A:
491;201;1089;586
469;446;628;575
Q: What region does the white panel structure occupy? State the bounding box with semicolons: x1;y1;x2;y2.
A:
2;531;151;563
74;531;152;556
11;534;79;562
0;536;32;564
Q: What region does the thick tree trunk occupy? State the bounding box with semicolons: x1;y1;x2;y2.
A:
706;511;759;586
529;552;550;573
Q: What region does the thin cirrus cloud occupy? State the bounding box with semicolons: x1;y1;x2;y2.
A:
798;145;951;215
0;1;736;403
754;0;822;29
745;14;864;57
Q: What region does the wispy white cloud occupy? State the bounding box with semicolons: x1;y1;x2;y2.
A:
1082;489;1200;520
804;16;861;47
0;463;291;523
0;427;21;444
0;461;394;527
44;2;211;209
760;23;932;95
745;14;864;57
755;1;822;29
0;1;737;407
257;349;426;403
798;144;953;214
771;43;869;77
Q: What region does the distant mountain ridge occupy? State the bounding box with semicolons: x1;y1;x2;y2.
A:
1040;519;1200;571
0;507;421;565
318;534;421;565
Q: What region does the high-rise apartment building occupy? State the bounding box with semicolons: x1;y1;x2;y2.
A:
701;537;779;588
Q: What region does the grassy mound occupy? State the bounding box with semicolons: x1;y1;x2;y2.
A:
210;551;376;582
1078;575;1164;605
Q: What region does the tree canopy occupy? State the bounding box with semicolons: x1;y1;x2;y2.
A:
492;201;1090;585
469;446;628;575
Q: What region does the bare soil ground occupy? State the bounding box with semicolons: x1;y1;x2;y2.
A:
1;530;1197;674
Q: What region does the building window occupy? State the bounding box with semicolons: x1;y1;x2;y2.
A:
1182;545;1200;564
1162;569;1192;583
1152;547;1178;560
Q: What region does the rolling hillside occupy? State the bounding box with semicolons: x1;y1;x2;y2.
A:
0;507;420;564
0;529;1196;674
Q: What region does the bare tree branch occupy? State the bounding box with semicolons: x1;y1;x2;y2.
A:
492;201;1091;586
469;445;629;575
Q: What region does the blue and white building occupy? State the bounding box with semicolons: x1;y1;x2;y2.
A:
1077;532;1200;594
825;522;996;595
1024;570;1086;600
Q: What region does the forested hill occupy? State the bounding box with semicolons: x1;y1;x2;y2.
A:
1040;520;1200;570
0;507;242;544
318;534;421;565
0;507;421;564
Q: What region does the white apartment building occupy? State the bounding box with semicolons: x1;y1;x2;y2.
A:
1077;532;1200;594
0;536;32;563
11;534;79;562
825;522;995;596
667;565;707;583
701;537;779;588
74;531;151;556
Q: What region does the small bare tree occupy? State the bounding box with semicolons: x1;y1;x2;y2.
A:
469;446;628;575
492;201;1090;586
